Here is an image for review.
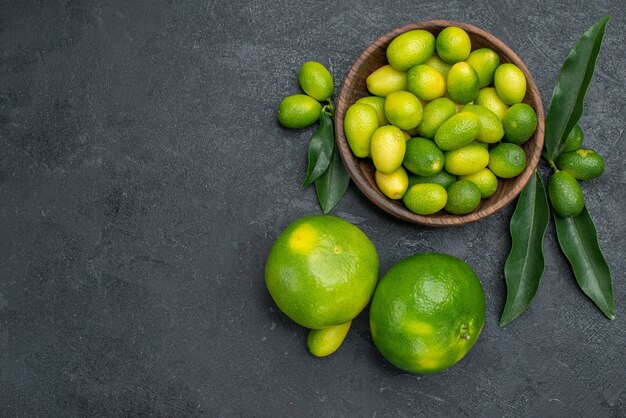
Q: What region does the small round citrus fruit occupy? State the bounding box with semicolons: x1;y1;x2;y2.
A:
407;64;447;101
436;27;472;64
408;170;457;190
494;63;526;105
344;103;380;158
474;87;509;120
460;168;499;199
277;94;322;129
298;61;334;101
444;180;482;215
556;148;605;180
366;65;408;97
403;137;444;176
444;143;490;176
465;48;500;88
403;184;447;215
424;53;452;78
502;103;537;145
370;253;485;374
462;104;505;144
370;125;407;174
489;143;527;178
375;166;409;200
384;91;423;130
387;30;436;71
562;125;584;153
434;112;481;151
356;96;389;126
548;171;584;217
447;62;480;105
416;97;456;139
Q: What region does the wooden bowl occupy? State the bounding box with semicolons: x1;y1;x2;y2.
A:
335;20;544;227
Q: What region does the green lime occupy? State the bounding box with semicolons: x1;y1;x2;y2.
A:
408;170;458;190
502;103;537;145
356;96;389;126
494;63;526;105
403;184;448;215
465;48;500;88
474;87;509;120
548;171;584;217
370;125;407;174
446;62;480;105
298;61;334;101
403;137;444;176
444;143;490;176
462;104;505;144
563;125;584;152
416;97;457;139
407;64;447;101
556;148;605;180
369;253;485;374
366;65;408;97
424;53;452;78
444;180;482;215
436;27;472;64
387;30;436;71
488;143;527;178
434;112;481;151
344;103;380;158
277;94;322;129
460;168;499;199
375;166;409;200
265;215;379;356
384;91;423;130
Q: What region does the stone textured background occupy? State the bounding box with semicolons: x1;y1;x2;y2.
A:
1;0;624;416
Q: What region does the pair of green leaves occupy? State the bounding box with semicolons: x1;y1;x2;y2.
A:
301;109;350;213
500;16;615;327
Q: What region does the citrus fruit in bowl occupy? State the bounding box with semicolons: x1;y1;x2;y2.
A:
335;20;544;227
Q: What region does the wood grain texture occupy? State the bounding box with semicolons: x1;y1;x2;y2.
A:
335;20;545;227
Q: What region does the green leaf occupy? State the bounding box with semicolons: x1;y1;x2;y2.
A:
301;112;334;188
315;138;350;214
500;172;550;327
554;206;615;320
544;16;610;161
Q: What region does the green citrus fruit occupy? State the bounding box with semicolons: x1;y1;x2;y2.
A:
446;62;480;105
488;143;527;178
403;137;444;176
370;125;407;174
434;112;481;151
474;87;509;120
494;63;526;105
407;64;447;101
444;180;482;215
369;253;485;374
502;103;537;145
460;168;499;199
408;170;457;190
298;61;334;101
462;104;505;144
403;184;448;215
356;96;389;126
344;103;380;158
375;166;410;200
416;97;457;139
384;91;423;130
444;143;490;176
436;27;472;64
465;48;500;88
277;94;322;129
425;53;452;78
265;215;379;356
548;171;584;217
366;65;408;97
387;30;436;71
556;148;605;180
562;125;584;153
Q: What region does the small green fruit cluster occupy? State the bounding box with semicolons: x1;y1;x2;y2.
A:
277;62;334;129
343;26;538;216
548;126;605;217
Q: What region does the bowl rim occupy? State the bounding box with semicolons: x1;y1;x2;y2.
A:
334;20;545;227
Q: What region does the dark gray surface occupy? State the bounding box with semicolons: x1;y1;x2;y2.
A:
1;0;625;416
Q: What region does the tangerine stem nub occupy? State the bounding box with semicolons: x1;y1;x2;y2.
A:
460;324;471;340
307;321;352;357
